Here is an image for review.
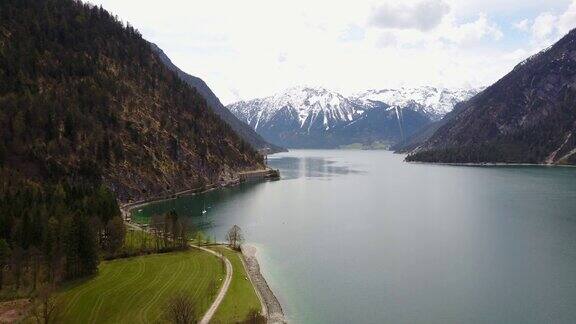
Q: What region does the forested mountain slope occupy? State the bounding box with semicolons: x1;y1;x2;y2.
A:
150;44;285;154
407;30;576;165
0;0;265;203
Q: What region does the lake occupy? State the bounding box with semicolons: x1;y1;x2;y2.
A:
133;150;576;323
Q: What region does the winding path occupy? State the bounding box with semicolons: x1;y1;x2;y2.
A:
123;210;234;324
195;244;233;324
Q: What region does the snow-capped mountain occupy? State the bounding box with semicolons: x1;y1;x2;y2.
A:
352;86;482;121
227;86;480;148
229;86;359;132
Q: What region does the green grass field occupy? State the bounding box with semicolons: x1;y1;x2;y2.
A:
57;250;225;323
210;246;262;323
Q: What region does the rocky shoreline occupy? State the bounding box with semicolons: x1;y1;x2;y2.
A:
242;245;286;323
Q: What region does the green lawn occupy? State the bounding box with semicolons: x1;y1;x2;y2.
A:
210;246;262;323
56;250;225;323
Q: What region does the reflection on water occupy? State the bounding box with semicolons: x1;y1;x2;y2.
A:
269;155;362;180
133;154;360;231
133;181;263;233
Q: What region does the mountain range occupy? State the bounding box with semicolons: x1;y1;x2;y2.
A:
407;30;576;165
228;86;480;148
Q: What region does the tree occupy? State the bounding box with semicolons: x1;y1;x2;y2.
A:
29;245;42;290
105;216;126;253
44;217;61;283
64;214;98;279
226;225;244;251
178;222;189;249
10;245;24;289
167;210;179;246
31;284;60;324
0;239;10;289
194;231;205;245
164;292;196;324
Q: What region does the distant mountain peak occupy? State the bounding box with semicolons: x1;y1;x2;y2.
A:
228;86;479;148
352;86;483;121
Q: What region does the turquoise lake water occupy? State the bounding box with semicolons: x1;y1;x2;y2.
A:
133;150;576;323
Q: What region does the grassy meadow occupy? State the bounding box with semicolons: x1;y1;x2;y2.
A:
56;250;225;323
210;246;262;323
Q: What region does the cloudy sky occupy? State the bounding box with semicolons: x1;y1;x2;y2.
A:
87;0;576;104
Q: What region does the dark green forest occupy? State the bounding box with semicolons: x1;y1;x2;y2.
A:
0;172;122;287
0;0;264;298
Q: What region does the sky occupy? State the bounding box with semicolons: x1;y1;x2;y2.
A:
87;0;576;104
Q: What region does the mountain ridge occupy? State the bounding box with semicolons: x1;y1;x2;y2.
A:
228;86;480;148
150;44;286;154
406;30;576;165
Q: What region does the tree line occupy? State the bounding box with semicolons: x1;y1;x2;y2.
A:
0;171;125;295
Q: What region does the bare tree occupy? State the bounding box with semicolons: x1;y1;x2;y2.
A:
226;225;244;251
164;292;196;324
29;245;42;290
0;239;10;290
10;245;24;289
31;284;60;324
179;222;189;249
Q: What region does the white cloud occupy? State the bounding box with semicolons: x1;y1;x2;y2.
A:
369;0;450;31
513;19;530;31
86;0;572;104
513;1;576;50
532;13;558;44
559;1;576;34
440;13;503;44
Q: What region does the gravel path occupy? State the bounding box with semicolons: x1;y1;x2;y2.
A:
123;219;233;324
197;245;233;324
242;245;286;323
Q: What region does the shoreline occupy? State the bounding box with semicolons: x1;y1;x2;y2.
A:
120;168;280;221
119;169;285;323
241;245;286;324
405;161;576;168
